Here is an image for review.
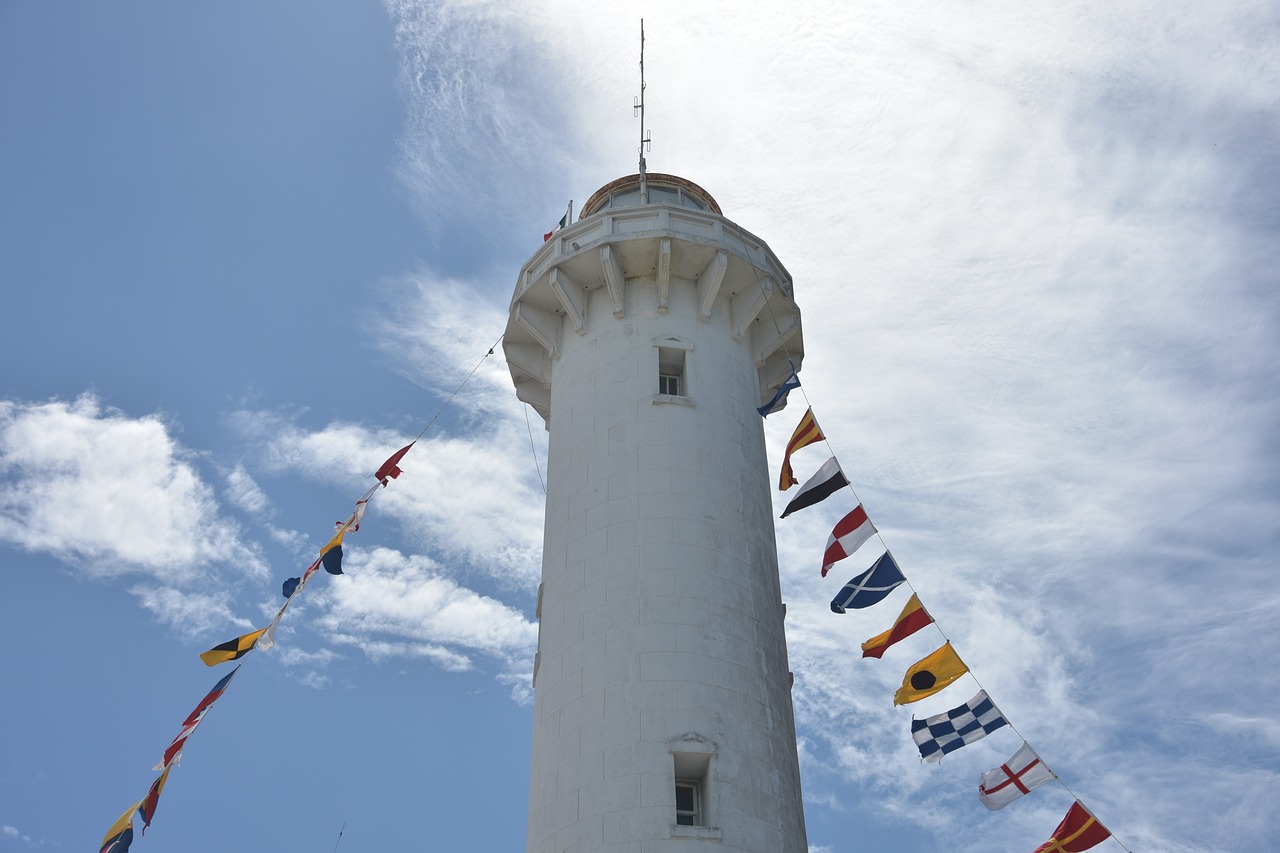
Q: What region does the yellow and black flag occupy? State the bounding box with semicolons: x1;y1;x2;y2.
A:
199;627;267;667
893;642;969;705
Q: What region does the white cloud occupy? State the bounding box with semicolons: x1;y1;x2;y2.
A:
274;645;341;669
0;394;264;581
224;464;271;516
384;0;588;235
131;584;253;640
314;547;537;672
290;670;330;690
229;361;546;591
1;825;33;846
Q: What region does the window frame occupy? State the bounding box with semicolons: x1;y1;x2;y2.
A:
674;779;701;826
653;338;694;407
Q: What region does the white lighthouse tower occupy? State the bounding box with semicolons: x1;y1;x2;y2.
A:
502;170;808;852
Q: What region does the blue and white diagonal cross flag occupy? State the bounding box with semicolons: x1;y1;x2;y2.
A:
757;366;800;417
830;552;904;613
911;690;1007;763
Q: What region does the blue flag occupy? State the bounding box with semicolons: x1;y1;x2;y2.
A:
282;576;301;599
830;552;904;613
911;690;1007;763
757;367;800;417
321;544;343;575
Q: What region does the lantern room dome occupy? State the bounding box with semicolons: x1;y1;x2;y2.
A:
580;173;722;218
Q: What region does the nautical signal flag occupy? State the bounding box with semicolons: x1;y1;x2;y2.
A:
911;690;1007;762
862;593;933;659
138;767;171;833
978;741;1056;810
779;408;824;490
268;557;322;645
199;628;266;666
344;497;369;532
757;367;800;417
780;457;848;518
374;442;414;486
157;666;240;770
320;528;346;575
100;801;139;853
830;552;904;613
821;504;876;577
893;642;968;705
1032;802;1111;852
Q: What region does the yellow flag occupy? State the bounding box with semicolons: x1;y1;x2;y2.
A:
320;528;345;557
101;800;140;852
199;627;267;666
893;642;968;705
779;408;824;490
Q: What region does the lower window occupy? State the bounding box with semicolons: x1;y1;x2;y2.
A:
675;780;701;826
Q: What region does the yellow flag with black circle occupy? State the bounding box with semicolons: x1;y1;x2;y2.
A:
893;642;968;705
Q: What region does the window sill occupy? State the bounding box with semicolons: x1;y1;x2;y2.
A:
671;824;722;841
652;394;694;407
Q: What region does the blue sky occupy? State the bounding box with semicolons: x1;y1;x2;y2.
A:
2;2;1278;852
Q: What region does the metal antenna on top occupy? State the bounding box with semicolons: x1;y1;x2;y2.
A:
633;19;651;202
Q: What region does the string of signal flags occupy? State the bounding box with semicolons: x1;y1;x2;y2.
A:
98;332;1126;853
99;340;504;853
760;367;1130;853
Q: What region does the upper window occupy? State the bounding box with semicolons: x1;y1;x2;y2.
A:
675;780;701;826
649;184;679;206
657;346;687;397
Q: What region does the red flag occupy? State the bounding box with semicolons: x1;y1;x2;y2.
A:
138;767;171;834
1032;802;1111;852
374;442;414;485
861;593;932;659
156;666;240;770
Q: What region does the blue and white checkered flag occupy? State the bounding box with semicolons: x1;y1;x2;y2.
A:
911;690;1007;763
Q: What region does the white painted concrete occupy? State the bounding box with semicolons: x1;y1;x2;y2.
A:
504;177;808;853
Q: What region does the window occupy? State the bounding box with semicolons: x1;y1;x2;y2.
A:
680;191;707;211
649;184;679;205
669;737;720;839
609;187;642;209
657;346;686;397
674;780;700;826
653;338;694;408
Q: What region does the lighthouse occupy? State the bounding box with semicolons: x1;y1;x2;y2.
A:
502;171;808;852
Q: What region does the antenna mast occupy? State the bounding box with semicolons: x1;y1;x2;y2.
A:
633;19;651;203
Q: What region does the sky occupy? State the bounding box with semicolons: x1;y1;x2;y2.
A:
1;2;1277;852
